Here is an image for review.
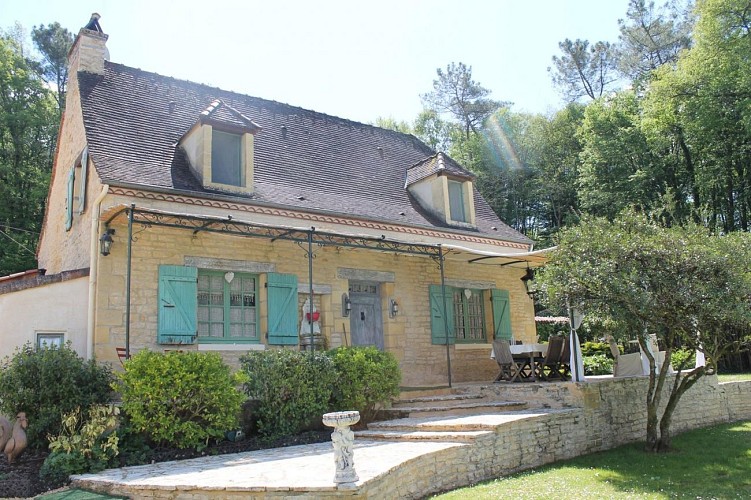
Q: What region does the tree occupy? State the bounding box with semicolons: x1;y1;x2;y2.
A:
372;116;413;135
549;39;619;101
0;32;58;275
421;62;504;139
538;212;751;452
31;22;74;114
616;0;694;83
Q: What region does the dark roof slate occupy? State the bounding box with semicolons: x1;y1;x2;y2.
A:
78;62;531;245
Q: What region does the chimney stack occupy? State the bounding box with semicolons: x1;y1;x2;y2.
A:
68;13;109;76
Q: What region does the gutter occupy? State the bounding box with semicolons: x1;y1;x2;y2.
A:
87;184;110;360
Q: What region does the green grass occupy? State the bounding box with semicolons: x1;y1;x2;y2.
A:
433;421;751;499
718;373;751;383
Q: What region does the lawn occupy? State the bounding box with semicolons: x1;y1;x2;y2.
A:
433;421;751;499
718;373;751;383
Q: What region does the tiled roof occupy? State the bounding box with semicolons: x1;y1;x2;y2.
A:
405;152;475;187
78;62;531;245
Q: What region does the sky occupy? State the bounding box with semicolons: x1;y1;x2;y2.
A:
2;0;631;124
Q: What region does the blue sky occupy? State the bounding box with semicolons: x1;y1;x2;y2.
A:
3;0;630;124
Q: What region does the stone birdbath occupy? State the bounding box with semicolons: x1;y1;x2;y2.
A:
322;410;360;488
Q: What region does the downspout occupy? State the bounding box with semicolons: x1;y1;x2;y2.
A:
87;184;110;360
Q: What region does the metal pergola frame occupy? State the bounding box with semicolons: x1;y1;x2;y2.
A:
104;204;457;386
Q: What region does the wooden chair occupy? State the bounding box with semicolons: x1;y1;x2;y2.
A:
558;334;571;380
534;335;565;380
492;340;522;383
116;347;128;366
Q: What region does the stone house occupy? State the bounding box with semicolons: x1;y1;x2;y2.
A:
0;15;547;388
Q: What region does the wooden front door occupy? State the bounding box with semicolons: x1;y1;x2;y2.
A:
349;281;383;349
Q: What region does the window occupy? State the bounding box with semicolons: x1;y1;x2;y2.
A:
448;180;466;222
37;332;64;349
197;270;258;342
211;130;243;186
453;289;485;342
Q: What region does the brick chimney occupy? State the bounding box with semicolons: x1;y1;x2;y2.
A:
68;13;109;75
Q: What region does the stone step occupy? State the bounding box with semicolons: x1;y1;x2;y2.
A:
379;400;527;419
393;393;485;408
355;429;492;443
368;412;534;432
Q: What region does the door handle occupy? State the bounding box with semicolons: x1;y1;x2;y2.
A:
361;311;366;321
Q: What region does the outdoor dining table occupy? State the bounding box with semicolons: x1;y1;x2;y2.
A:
509;343;548;381
490;342;548;382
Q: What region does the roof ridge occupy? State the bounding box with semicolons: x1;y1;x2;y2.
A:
200;98;261;131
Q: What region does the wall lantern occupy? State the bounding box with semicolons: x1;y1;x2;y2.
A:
389;298;399;318
99;228;115;256
520;267;537;300
342;293;352;317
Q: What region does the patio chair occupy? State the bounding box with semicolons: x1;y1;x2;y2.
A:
492;339;523;383
534;335;565;380
558;334;571;380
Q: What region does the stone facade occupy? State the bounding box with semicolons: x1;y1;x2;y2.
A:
94;221;536;387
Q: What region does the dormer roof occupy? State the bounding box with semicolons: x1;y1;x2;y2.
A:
198;99;261;133
406;152;475;188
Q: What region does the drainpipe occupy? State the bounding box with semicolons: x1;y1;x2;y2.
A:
87;184;110;360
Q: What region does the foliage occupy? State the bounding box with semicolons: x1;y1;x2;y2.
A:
41;404;119;486
328;346;401;422
241;349;337;440
549;38;619;101
115;350;245;450
580;342;613;357
0;342;113;448
421;62;504;139
537;212;751;451
433;421;751;499
670;348;696;370
38;450;89;487
0;33;58;275
31;22;74;114
583;354;614;375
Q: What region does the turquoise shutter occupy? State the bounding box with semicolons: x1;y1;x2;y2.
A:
267;273;299;345
491;289;512;340
65;167;75;231
78;146;88;214
158;265;197;344
429;284;455;345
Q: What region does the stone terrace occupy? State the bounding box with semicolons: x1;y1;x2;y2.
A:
72;376;751;499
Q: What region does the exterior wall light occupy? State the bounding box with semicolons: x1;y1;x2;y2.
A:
99;228;115;256
342;293;352;317
520;267;537;300
389;298;399;318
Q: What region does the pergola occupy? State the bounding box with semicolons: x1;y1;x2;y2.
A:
102;204;549;387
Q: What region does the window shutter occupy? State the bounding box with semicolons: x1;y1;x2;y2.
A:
429;284;455;345
491;289;512;340
158;265;197;344
267;273;299;345
78;146;88;214
65;167;75;231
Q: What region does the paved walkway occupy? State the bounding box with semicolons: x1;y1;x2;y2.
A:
71;412;558;498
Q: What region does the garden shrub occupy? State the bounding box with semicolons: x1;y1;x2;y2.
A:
329;346;401;422
583;353;614;375
670;348;696;370
40;404;120;486
581;341;613;357
0;342;114;448
115;350;245;450
241;349;336;440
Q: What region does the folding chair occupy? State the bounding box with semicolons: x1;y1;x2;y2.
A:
492;340;523;383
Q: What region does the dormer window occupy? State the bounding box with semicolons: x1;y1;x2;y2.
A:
211;130;243;186
448;180;467;223
406;152;477;228
180;99;261;196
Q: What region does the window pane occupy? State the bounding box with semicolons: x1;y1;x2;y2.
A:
211;130;242;186
448;181;466;222
198;270;257;341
